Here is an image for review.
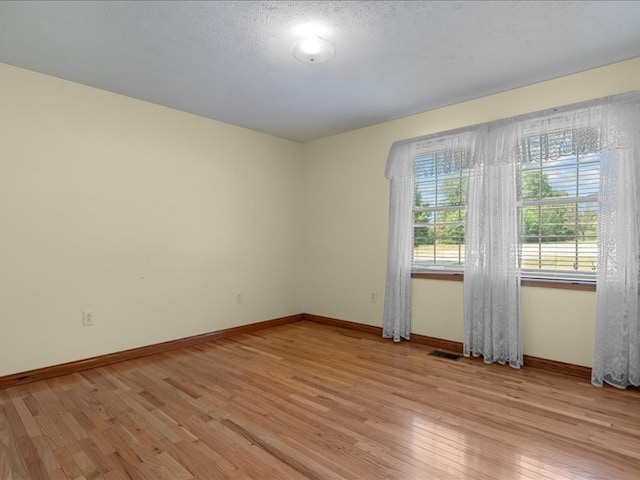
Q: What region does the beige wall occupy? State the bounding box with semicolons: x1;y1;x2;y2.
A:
0;63;304;376
303;57;640;368
3;58;639;376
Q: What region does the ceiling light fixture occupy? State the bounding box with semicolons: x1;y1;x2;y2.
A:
291;34;334;64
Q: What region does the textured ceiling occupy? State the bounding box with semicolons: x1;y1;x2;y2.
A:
1;1;639;142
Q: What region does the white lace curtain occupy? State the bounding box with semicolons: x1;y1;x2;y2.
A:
383;142;415;341
592;98;640;388
464;124;521;367
384;92;640;386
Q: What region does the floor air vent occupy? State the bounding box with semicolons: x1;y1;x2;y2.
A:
428;350;461;361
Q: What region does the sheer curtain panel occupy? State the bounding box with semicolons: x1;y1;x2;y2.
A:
383;142;415;341
464;125;522;367
592;94;640;388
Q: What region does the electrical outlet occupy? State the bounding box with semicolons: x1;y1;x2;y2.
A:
236;291;244;304
370;292;377;303
82;311;95;327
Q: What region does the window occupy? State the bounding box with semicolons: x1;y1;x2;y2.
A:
413;149;469;270
412;128;601;283
517;129;600;282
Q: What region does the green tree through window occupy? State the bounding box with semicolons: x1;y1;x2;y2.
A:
520;170;575;243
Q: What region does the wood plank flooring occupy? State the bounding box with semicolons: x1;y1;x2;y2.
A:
1;320;639;479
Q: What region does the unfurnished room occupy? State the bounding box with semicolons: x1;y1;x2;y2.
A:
1;1;640;479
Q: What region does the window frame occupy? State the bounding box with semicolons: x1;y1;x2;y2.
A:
411;271;595;291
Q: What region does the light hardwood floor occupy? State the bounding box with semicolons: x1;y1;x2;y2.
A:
1;320;639;480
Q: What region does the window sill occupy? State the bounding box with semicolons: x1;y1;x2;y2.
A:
411;272;596;291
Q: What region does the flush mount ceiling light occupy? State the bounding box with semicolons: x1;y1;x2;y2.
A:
291;34;335;64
